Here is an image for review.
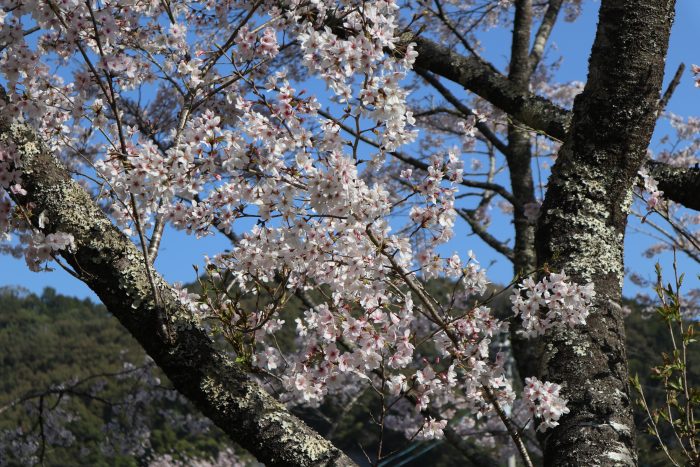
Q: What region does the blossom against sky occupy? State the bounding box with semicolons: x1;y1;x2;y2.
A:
1;0;697;300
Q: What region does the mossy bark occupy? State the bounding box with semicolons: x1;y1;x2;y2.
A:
535;1;676;465
0;118;355;467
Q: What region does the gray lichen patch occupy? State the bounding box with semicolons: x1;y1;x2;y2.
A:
1;117;356;467
200;374;233;412
542;161;627;283
570;340;591;357
201;367;348;465
274;417;337;463
607;421;631;437
605;442;636;466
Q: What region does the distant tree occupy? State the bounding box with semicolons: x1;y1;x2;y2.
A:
0;1;697;466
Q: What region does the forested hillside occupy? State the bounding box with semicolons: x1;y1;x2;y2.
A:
0;285;695;466
0;286;238;466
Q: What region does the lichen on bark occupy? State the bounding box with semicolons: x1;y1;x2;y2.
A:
534;1;677;465
0;115;356;467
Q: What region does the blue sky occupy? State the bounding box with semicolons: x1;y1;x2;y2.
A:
1;0;698;300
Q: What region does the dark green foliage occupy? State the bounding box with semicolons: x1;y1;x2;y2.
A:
0;286;230;466
0;287;139;397
626;297;700;467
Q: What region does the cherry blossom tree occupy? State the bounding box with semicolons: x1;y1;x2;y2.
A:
0;0;696;465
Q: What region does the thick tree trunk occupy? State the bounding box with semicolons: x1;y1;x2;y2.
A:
0;117;355;467
535;1;676;465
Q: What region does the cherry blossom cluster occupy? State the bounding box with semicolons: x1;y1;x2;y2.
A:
409;150;462;243
0;142;22;239
0;0;424;274
232;23;281;68
522;377;570;432
0;141;24;197
250;294;517;439
200;241;520;441
416;417;448;440
295;1;418;152
24;230;76;272
638;167;665;211
510;272;595;337
0;0;586;453
665;114;700;164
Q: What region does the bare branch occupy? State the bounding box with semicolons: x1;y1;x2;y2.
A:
528;0;564;74
414;68;511;156
457;208;515;260
316;109;516;205
658;62;686;116
147;212;166;263
509;0;533;87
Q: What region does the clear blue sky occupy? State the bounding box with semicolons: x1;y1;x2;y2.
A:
1;0;698;300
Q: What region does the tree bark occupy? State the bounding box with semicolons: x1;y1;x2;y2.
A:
535;1;676;465
408;35;571;140
0;116;355;467
408;30;700;215
505;0;542;382
647;159;700;211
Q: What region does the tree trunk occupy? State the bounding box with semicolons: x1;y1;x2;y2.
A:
535;1;676;465
506;0;542;382
0;116;355;467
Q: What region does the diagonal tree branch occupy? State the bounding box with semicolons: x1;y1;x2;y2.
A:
402;34;571;140
402;34;700;212
646;160;700;211
0;115;355;467
658;62;685;115
457;208;515;260
413;67;511;157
